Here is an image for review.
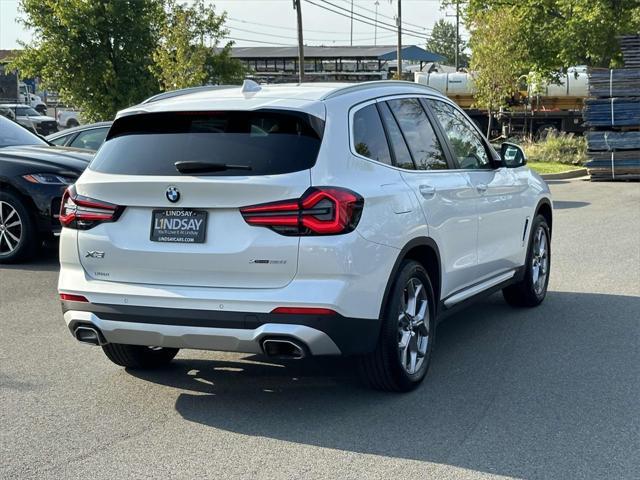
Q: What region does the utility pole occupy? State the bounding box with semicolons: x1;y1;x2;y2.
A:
455;0;460;71
294;0;304;83
350;0;354;46
396;0;402;79
374;0;380;46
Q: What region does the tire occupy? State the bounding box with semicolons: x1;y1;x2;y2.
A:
102;343;179;369
0;191;37;264
66;119;79;128
503;215;551;307
359;260;436;392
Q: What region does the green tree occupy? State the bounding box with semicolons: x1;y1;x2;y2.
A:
462;0;640;78
425;19;469;68
468;7;526;137
152;0;244;91
11;0;162;122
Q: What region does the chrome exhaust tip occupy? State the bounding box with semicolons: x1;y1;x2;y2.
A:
73;325;105;346
261;338;306;359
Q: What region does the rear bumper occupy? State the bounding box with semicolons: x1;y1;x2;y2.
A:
62;301;380;356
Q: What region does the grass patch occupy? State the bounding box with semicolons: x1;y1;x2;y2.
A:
521;133;587;166
527;161;583;175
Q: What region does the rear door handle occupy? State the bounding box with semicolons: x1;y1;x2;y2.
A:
419;184;436;198
476;183;488;193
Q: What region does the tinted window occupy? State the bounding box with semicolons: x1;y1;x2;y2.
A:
378;102;414;169
49;134;71;146
91;110;324;176
70;127;108;151
387;98;448;170
16;107;40;116
352;104;391;165
428;100;492;170
0;116;46;147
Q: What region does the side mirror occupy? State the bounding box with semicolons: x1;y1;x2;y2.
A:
500;142;527;168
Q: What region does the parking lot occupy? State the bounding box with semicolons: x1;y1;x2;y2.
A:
1;178;639;480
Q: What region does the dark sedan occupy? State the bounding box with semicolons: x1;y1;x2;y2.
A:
0;116;92;263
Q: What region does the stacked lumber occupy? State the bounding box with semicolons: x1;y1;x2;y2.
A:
584;52;640;180
583;97;640;126
587;68;640;97
585;131;640;151
620;35;640;68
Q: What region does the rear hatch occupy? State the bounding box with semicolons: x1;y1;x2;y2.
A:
74;109;324;288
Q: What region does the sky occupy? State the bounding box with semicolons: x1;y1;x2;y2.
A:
0;0;466;50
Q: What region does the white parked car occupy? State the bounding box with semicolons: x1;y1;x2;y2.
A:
58;81;552;392
0;104;58;135
56;110;82;129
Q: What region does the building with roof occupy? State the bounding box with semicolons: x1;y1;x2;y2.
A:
230;45;446;82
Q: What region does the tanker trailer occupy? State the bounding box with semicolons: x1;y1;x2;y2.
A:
415;67;587;138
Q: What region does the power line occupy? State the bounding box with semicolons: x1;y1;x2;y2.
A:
227;16;398;36
225;36;293;46
304;0;431;41
318;0;429;37
227;19;397;42
336;0;427;31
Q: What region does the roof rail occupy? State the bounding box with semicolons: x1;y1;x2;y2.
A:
321;80;441;101
141;85;237;104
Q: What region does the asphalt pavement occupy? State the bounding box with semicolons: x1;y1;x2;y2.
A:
1;178;639;480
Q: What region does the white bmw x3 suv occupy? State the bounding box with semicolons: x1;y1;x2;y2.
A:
59;81;552;392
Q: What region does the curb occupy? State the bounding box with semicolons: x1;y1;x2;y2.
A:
541;168;588;180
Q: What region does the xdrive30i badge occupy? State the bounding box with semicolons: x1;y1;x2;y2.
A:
166;186;180;203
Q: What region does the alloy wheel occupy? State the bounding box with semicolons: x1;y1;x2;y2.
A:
397;277;430;375
0;201;23;255
531;226;549;295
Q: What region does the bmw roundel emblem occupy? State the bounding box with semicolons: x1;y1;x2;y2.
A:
166;186;180;203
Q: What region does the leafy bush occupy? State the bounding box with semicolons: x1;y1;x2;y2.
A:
522;133;587;165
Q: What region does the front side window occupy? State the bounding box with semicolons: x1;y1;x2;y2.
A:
386;98;448;170
428;100;492;170
352;104;392;165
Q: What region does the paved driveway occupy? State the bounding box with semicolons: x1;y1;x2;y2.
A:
1;178;639;479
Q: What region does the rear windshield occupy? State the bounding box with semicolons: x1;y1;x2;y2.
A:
90;110;324;176
0;116;47;147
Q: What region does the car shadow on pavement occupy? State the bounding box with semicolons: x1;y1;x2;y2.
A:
552;200;590;209
129;291;640;479
0;244;59;272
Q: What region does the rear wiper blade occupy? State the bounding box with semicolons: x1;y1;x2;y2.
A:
174;161;252;174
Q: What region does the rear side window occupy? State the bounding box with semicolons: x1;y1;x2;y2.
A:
90;110;325;176
378;102;414;170
69;127;108;151
387;98;448;171
49;135;71;146
352;104;392;165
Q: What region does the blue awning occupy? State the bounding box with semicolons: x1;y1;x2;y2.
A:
378;45;446;62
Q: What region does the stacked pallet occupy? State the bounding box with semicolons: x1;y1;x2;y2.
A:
584;64;640;180
620;35;640;68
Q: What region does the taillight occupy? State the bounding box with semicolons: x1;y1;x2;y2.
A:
59;293;89;302
240;187;364;236
59;185;123;230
